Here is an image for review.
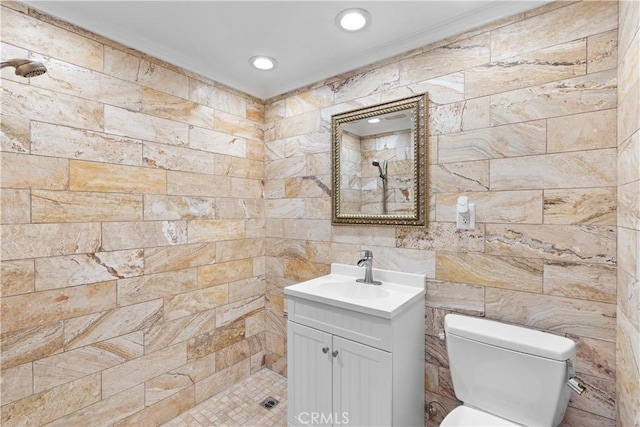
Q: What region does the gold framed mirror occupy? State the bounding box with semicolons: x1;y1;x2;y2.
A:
331;93;427;227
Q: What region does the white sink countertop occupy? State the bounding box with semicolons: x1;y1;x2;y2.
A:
284;263;426;319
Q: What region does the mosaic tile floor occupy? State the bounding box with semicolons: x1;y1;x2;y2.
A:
163;369;287;427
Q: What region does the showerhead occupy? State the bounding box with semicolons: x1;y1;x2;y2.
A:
1;59;47;78
372;159;387;180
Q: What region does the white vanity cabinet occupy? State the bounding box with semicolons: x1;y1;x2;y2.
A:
285;264;425;427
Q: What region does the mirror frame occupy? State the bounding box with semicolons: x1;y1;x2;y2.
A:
331;93;428;227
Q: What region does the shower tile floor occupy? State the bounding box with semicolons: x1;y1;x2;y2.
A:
163;369;287;427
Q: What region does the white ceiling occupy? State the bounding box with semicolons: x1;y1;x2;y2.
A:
25;1;548;100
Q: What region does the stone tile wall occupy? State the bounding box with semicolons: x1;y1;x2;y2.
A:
617;2;640;426
264;2;622;426
0;2;265;425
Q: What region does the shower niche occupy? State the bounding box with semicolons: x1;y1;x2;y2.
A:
331;93;427;227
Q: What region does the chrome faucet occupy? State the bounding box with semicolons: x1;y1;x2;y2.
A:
356;250;381;285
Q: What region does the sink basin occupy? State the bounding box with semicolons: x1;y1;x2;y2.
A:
284;263;426;319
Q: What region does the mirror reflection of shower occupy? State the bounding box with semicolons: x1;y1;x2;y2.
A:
1;58;47;78
372;159;388;214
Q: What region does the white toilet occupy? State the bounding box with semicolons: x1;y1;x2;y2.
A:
440;314;586;427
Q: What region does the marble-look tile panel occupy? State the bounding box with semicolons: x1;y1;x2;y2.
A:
285;176;331;198
618;26;639;101
64;300;163;350
616;311;640;426
188;126;247;157
34;250;142;291
187;319;245;363
217;198;263;219
567;373;615;420
228;277;266;303
426;280;484;315
215;155;263;179
1;152;68;190
145;373;192;407
617;227;638;280
618;0;640;59
246;99;264;123
572;335;616;380
144;309;217;354
45;384;145;427
490;70;617;125
617;80;640;144
198;258;253;288
70;160;166;194
396;223;485;253
1;222;101;261
31;122;143;166
282;259;330;282
216;238;264;263
245;311;266;338
216;295;264;327
305;197;331;220
437;251;543;293
1;188;30;224
104;105;189;147
485;224;616;264
1;113;30;153
214;110;262;141
102;343;187;398
142;87;214;129
285;132;331;157
32;190;143;223
145;242;217;274
246;138;264;161
618;132;639;185
143;141;216;174
143;194;218;221
547;109;617;153
170;352;216;385
617;267;639;331
1;322;63;370
167;171;231;198
282;219;331;242
490;149;616;190
490;1;617;61
334;63;399;104
436;191;543;224
164;286;227;321
286;86;334;117
102;221;187;251
188;219;246;243
485;288;616;342
215;339;252;372
587;30;618;74
1;362;33;405
1;259;34;296
544;261;617;304
114;385;195;427
428;160;490;193
265;157;307;180
194;358;250;404
399;33;490;86
0;373;101;427
430;99;491;136
1;281;116;334
189;80;245;116
362;245;435;277
265;99;286;123
618;180;640;230
274;110;322;140
117;268;197;306
543;188;617;225
438;120;546;163
231;177;263;199
104;46;188;99
382;72;464;106
466;39;586;98
1;7;103;71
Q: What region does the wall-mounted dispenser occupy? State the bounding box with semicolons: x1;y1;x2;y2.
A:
456;196;475;230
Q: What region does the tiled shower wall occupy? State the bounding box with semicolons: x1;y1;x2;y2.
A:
264;1;622;426
617;1;640;426
1;2;266;425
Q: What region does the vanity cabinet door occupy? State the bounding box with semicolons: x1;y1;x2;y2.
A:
288;322;333;427
332;336;392;427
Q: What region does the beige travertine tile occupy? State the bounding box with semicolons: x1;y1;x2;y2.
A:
115;385;195;427
102;343;187;398
618;180;640;230
144;194;218;220
164;286;228;321
617;225;638;279
187;319;245;362
189;80;244;115
102;221;187;251
618;0;640;58
1;362;33;405
144;242;217;274
143;141;216;174
274;110;322;140
426;280;484;315
286;86;334;117
198;258;253;288
215;155;263;179
490;1;617;61
572;335;616;380
429;160;490;193
335;63;399;104
2;281;116;334
265;199;305;219
384;72;464;106
246;138;265;160
618;132;639;185
64;300;163;350
1;222;101;261
216;238;264;263
568;373;615;419
436;191;543;224
284;176;330;198
616;311;640;427
188;219;246;243
486;224;616;265
282;218;331;241
245;311;266;338
216;295;264;328
284;131;330;157
490;149;616;190
229;277;266;303
1;152;68;190
32;190;144;223
194;358;250;404
0;259;34;296
1;113;30;153
35;250;144;290
189;126;247;157
362;245;435;276
438;120;546;163
145;373;193;406
544;261;617;304
1;322;64;370
118;268;197;306
561;407;615;427
283;259;330;282
617;80;640;144
547;109;617;153
31;122;143;166
1;188;30;224
144;309;217;354
0;373;101;427
70;159;166;194
214;110;262;141
617;267;639;331
485;288;616;342
437;251;542;292
215;339;252;371
231;177;263;199
104;105;189;147
142;87;214;129
170;352;216;384
587;30;618;74
466;39;586;98
544;188;617;225
265;156;307;179
167;171;231;197
618;27;639;100
246;99;264;122
396;223;485;253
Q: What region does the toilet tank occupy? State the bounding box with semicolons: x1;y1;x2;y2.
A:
444;314;577;427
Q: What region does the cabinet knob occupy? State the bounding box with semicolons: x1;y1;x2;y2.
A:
322;346;329;354
332;350;339;357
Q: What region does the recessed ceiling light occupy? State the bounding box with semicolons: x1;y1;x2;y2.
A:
368;118;381;124
335;8;370;32
250;56;277;71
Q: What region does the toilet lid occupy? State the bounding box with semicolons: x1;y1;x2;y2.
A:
440;406;522;427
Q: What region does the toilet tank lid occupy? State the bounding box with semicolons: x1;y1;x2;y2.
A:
445;314;576;361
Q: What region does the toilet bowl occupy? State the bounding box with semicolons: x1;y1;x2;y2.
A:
440;314;585;427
